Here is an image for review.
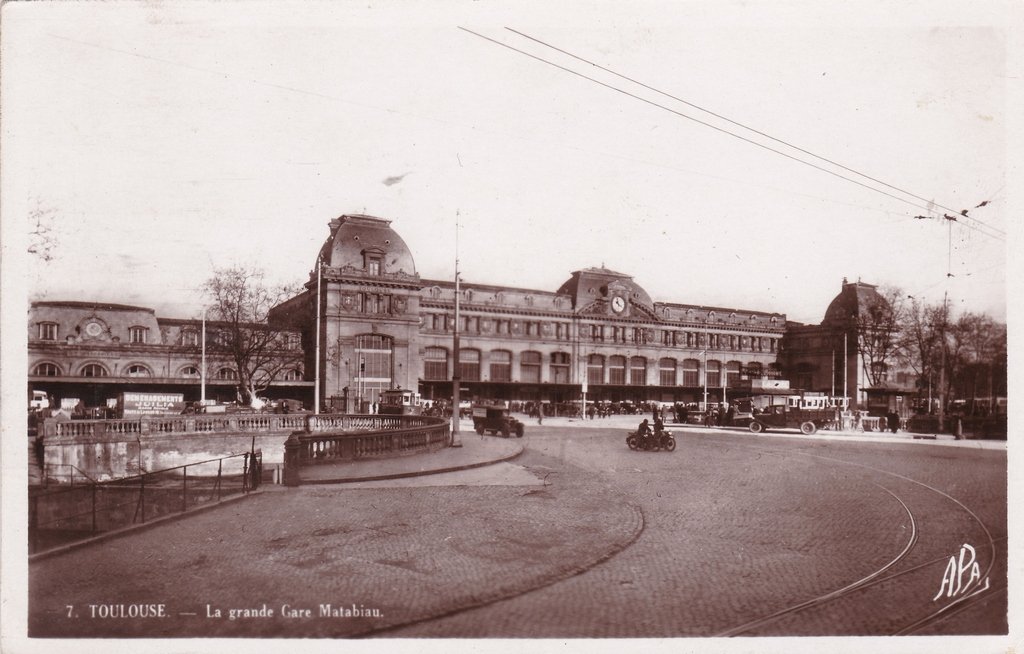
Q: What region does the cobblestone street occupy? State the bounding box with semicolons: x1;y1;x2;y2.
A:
28;420;1007;640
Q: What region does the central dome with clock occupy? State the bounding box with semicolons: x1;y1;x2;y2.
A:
556;267;655;316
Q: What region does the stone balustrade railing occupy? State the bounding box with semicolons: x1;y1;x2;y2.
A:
283;415;451;486
44;413;340;443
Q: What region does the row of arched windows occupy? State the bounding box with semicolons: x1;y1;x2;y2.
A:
422;348;774;386
30;361;304;381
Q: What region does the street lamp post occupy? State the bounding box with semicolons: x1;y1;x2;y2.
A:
451;213;463;446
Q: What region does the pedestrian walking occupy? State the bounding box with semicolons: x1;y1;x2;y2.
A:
887;411;899;434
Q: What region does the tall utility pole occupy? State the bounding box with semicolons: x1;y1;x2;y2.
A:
314;256;322;415
938;290;948;431
451;212;462;446
843;331;848;406
701;318;709;411
201;308;207;403
937;213;955;432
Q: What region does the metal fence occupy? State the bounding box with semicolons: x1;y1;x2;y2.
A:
29;450;261;555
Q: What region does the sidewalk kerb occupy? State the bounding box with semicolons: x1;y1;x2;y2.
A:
298;442;525;485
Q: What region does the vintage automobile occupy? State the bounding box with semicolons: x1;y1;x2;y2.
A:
471;404;524;438
737;403;835;435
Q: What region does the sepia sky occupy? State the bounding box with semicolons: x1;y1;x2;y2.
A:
1;0;1014;325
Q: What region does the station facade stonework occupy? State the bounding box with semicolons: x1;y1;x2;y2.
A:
268;214;790;412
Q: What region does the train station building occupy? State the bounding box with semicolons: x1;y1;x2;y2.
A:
28;213;910;413
267;214;789;412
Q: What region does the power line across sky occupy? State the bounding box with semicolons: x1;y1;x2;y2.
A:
460;26;1005;242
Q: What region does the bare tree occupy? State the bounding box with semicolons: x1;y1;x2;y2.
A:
27;203;58;262
900;297;943;396
203;266;303;407
854;285;906;387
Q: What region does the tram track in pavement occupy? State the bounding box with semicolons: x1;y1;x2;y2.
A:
380;426;1004;637
710;439;1002;636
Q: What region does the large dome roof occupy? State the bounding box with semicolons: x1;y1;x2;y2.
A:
822;279;890;326
316;214;416;276
556;266;653;310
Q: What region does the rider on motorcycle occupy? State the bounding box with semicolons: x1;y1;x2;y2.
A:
637;418;652;447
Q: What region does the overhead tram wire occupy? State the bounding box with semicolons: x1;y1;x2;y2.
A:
458;27;1004;242
504;27;1005;239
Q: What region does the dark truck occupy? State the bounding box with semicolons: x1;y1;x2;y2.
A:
471;404;524;438
735;403;836;435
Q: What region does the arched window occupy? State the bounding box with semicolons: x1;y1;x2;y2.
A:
706;360;721;387
217;367;238;380
746;362;763;379
458;348;480;382
125;364;152;377
33;362;61;377
181;330;199;346
630;356;647;385
608;355;626;385
587;354;605;385
181;365;200;378
682;359;700;386
550;352;570;384
81;363;108;377
658;358;676;386
489;350;512;382
520;351;542;383
424;347;448;381
726;361;742;387
282;369;303;381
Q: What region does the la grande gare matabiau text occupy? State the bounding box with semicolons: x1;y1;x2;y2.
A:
77;603;383;619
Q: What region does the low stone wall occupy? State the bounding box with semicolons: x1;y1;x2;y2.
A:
282;416;451;486
39;413;452;485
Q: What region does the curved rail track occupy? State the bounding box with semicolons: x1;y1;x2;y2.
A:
713;443;1001;636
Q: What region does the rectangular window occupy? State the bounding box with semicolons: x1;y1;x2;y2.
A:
608;357;626;385
659;359;677;386
521;351;542;383
587;355;604;385
424;347;448;380
459;349;481;382
682;360;699;386
706;361;721;387
630;358;646;385
39;323;57;340
489;351;511;382
550;352;570;384
129;327;147;344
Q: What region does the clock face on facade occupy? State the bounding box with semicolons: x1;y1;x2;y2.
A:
611;296;626;313
85;321;103;337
